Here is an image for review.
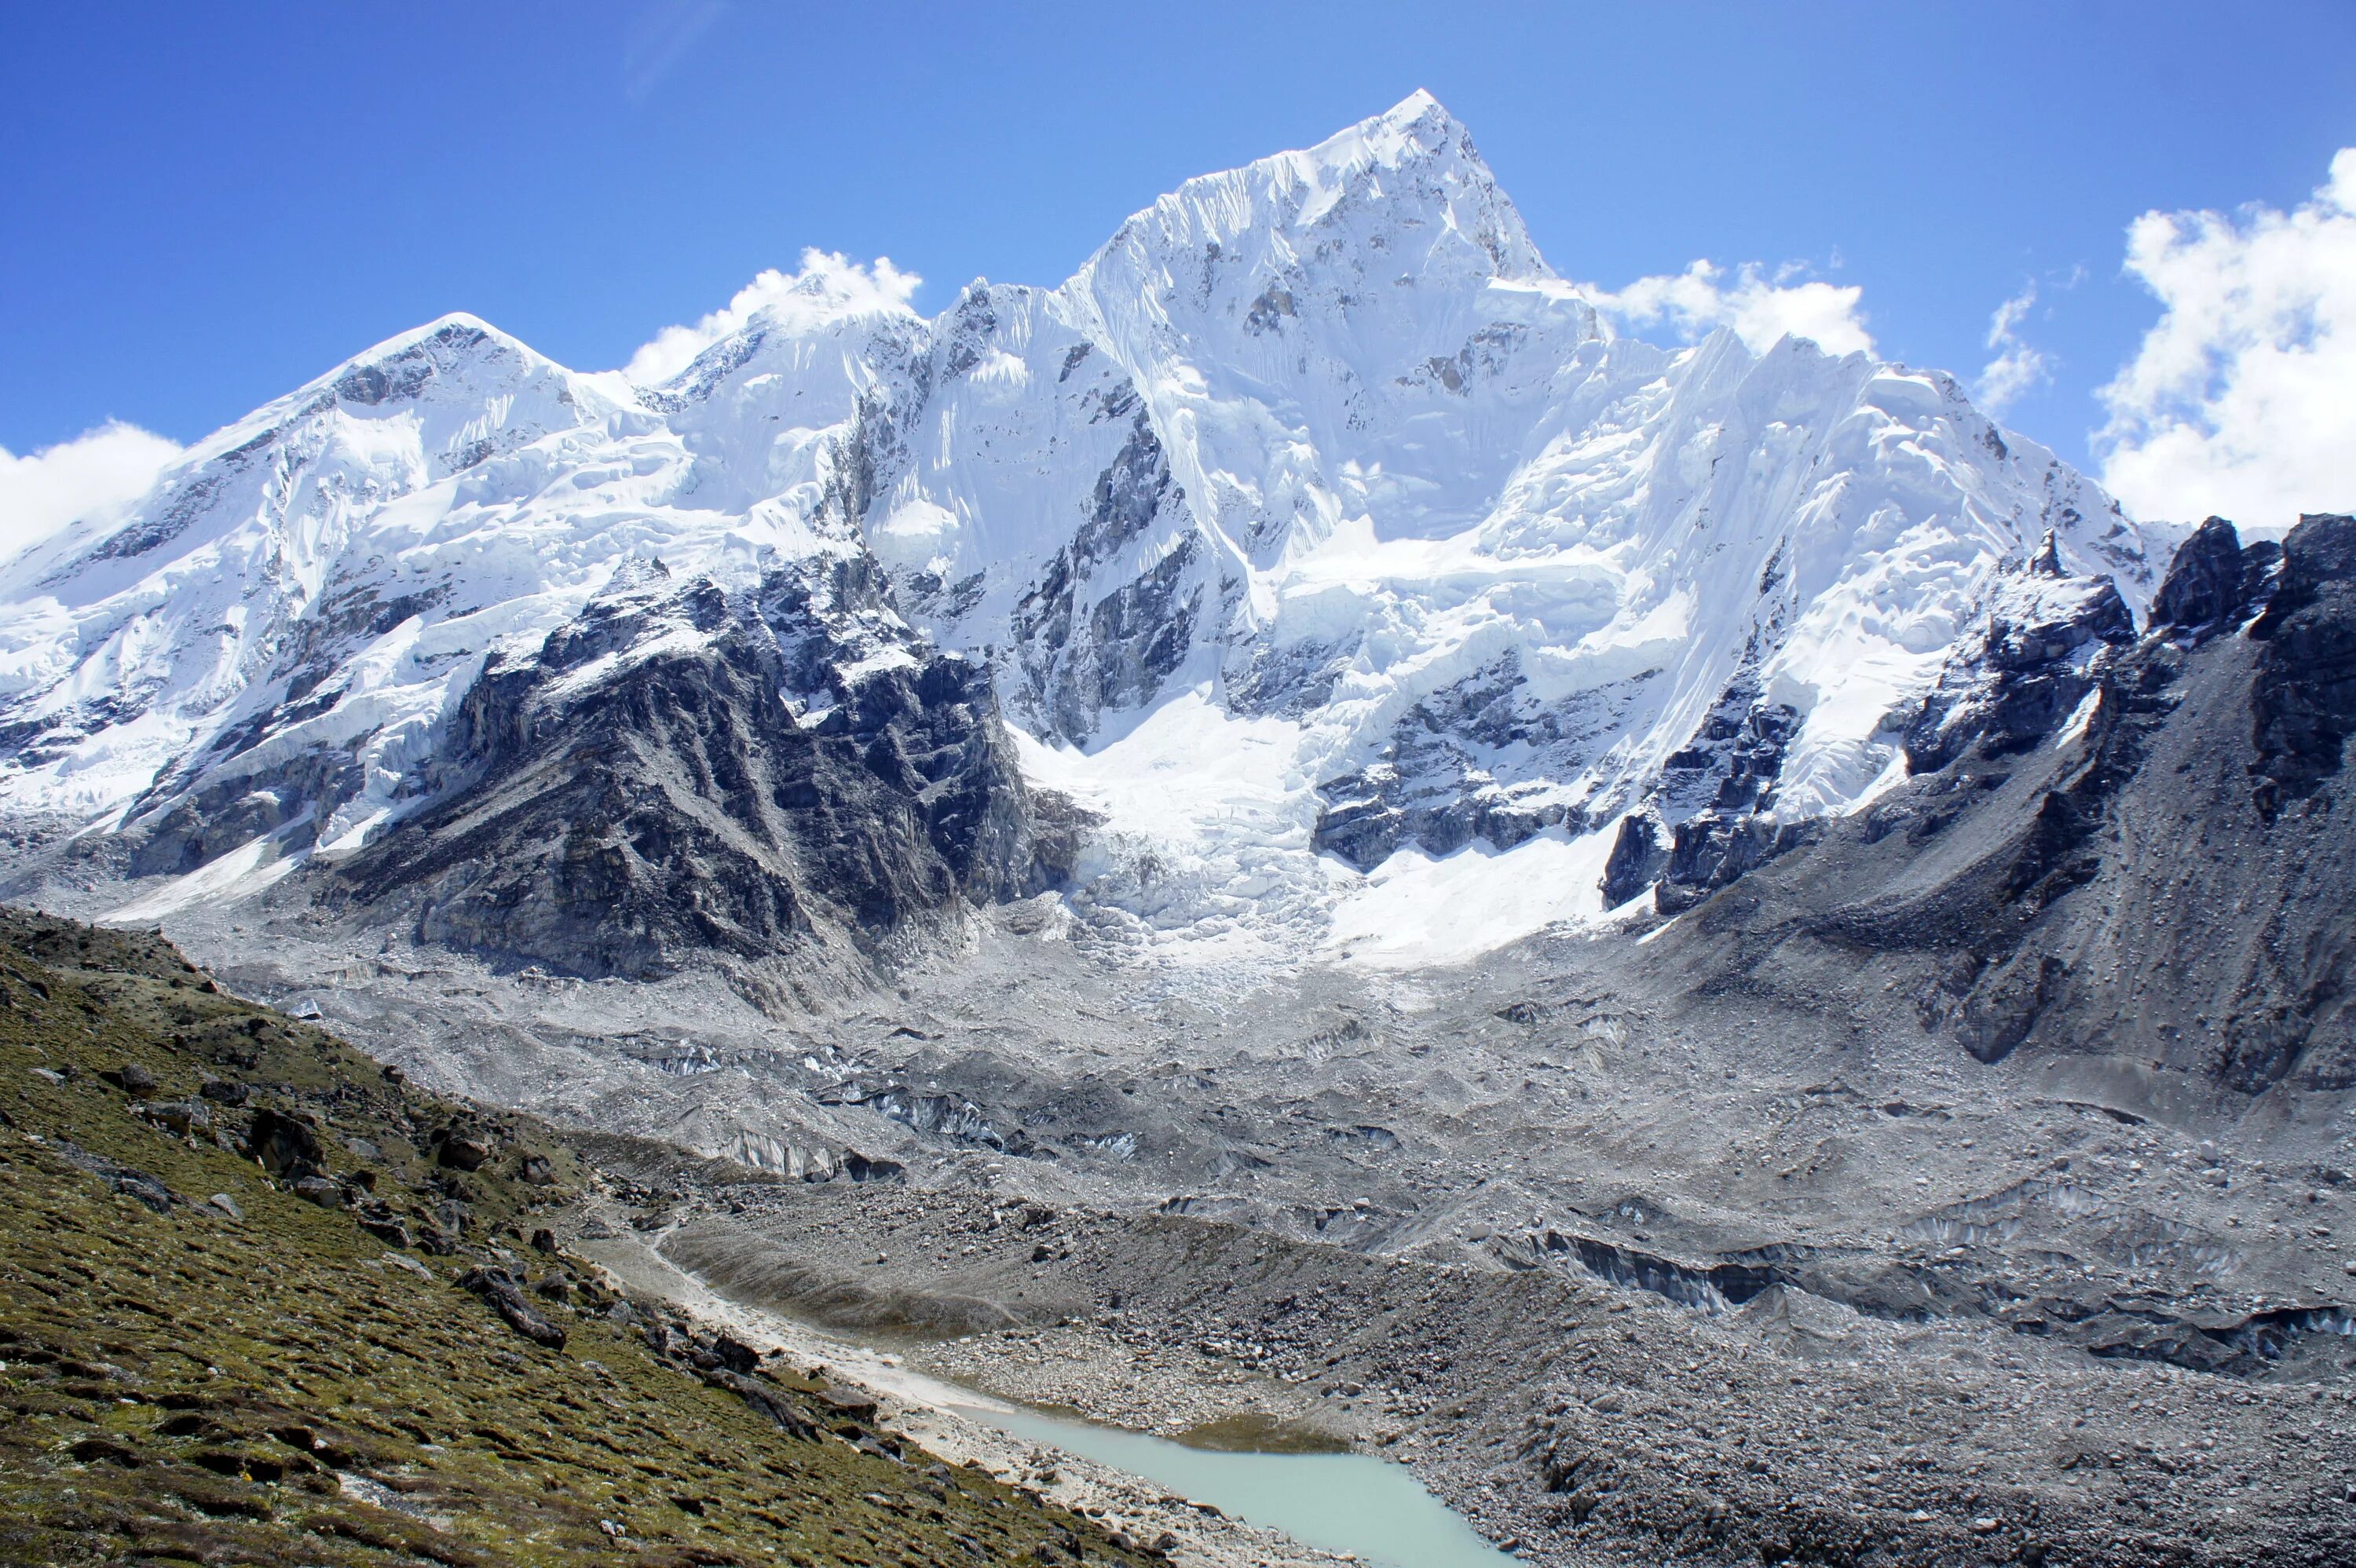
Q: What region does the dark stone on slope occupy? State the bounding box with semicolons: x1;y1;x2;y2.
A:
136;1098;212;1137
702;1366;818;1438
245;1106;324;1179
358;1217;411;1248
198;1076;249;1106
435;1135;491;1171
55;1141;176;1213
457;1266;567;1350
97;1063;158;1097
711;1334;761;1374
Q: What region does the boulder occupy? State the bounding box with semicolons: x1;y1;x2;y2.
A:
358;1217;412;1248
56;1140;175;1212
198;1076;250;1107
457;1266;567;1350
245;1106;324;1179
139;1098;213;1137
436;1135;491;1171
99;1063;159;1098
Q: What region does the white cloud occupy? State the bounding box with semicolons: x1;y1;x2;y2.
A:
0;421;183;567
622;250;924;385
1975;282;2051;417
2097;148;2356;534
1581;260;1874;356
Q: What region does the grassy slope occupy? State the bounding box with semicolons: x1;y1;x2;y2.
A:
0;911;1148;1568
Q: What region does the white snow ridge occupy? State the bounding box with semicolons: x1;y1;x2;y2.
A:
0;93;2168;976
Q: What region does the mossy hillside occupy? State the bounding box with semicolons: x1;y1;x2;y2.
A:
0;912;1152;1567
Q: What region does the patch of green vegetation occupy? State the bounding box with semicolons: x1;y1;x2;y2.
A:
0;911;1151;1567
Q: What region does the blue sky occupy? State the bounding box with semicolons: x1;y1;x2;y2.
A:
2;2;2351;493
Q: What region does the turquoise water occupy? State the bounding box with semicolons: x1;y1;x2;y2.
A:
954;1404;1516;1567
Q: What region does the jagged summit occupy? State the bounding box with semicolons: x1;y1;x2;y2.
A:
1070;88;1544;294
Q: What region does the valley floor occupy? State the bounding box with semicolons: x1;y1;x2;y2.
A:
569;1141;2356;1568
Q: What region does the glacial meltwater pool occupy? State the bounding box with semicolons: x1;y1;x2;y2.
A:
953;1404;1516;1568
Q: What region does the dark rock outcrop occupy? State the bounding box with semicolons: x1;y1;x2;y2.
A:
2152;516;2270;637
458;1266;568;1350
323;566;1082;984
1597;812;1666;908
1009;410;1201;744
1648;514;2356;1093
1656;814;1819;917
1904;556;2135;775
55;1140;177;1213
2248;513;2356;813
246;1106;324;1179
1310;652;1608;871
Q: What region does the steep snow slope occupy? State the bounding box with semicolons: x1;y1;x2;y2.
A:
0;92;2170;974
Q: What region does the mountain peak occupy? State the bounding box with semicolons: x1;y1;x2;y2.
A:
338;311;535;374
1349;87;1467;159
1067;93;1549;319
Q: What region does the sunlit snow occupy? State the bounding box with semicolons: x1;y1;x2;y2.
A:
0;92;2175;978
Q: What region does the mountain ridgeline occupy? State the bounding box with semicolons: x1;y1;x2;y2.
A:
0;93;2344;1104
7;90;2356;1568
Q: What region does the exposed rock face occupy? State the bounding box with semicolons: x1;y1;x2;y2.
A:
1649;514;2356;1093
1657;813;1819;916
1007;411;1199;745
2153;515;2278;637
1902;542;2138;777
1646;677;1811;912
2248;513;2356;813
1311;652;1607;871
1589;535;2154;918
1597;812;1667;908
320;565;1081;983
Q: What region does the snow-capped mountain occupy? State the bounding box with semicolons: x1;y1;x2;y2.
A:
0;91;2173;974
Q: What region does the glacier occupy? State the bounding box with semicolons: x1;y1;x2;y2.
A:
0;90;2172;974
